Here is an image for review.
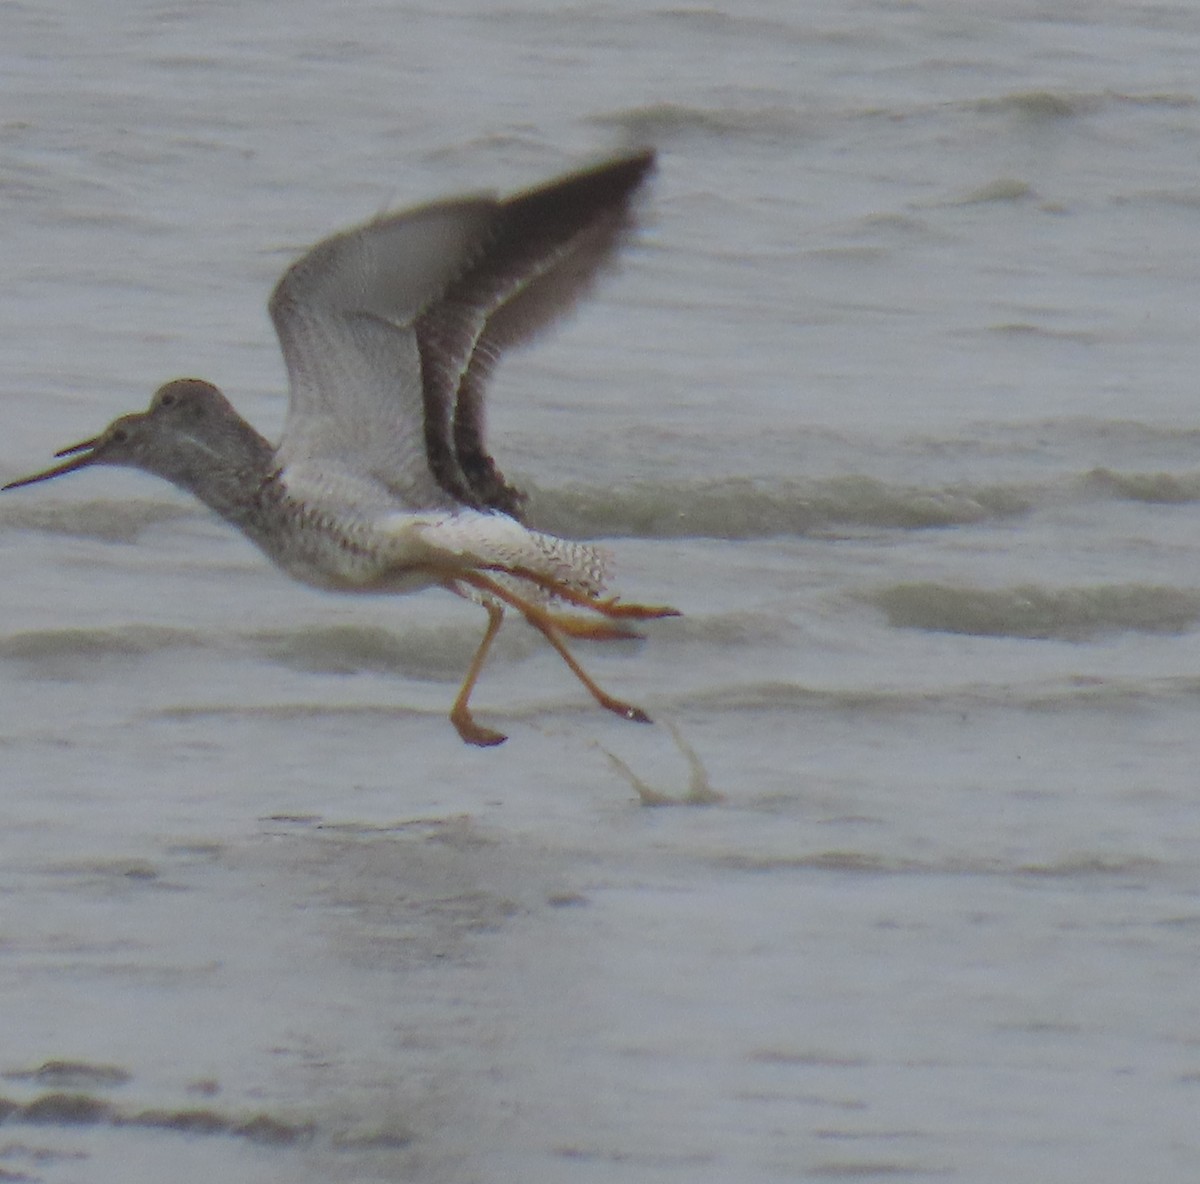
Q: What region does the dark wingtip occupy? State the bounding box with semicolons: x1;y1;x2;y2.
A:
502;147;657;226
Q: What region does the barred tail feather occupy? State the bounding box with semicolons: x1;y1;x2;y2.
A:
412;511;613;605
529;531;612;599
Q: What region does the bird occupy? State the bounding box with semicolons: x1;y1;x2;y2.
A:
3;149;679;746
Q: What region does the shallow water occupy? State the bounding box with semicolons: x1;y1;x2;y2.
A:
4;1;1200;1180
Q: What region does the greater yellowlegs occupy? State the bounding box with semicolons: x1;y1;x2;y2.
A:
4;150;678;746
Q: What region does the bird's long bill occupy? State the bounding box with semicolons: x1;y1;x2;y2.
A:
2;437;101;491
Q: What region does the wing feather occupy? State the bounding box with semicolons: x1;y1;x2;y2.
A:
268;151;655;517
270;198;499;507
417;149;657;519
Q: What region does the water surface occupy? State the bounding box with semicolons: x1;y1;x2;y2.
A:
3;2;1200;1180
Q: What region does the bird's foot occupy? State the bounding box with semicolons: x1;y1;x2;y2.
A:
599;695;653;725
451;709;508;747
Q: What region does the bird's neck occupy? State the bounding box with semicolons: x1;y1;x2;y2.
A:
148;420;276;530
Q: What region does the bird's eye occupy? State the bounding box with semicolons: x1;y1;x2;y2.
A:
159;392;176;408
111;427;129;445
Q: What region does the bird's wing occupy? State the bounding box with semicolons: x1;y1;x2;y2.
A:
270;196;500;509
416;149;657;519
271;150;655;515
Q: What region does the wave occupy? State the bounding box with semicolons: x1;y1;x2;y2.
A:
590;101;815;145
968;89;1195;123
0;622;525;683
248;622;540;680
591;89;1198;150
1082;467;1200;504
864;582;1200;639
0;625;198;666
670;675;1200;716
0;1088;311;1145
527;453;1200;535
3;462;1198;548
8;619;1200;716
526;475;1035;538
146;675;1200;725
711;849;1163;879
0;497;192;543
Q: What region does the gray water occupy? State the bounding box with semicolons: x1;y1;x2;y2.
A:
3;1;1200;1180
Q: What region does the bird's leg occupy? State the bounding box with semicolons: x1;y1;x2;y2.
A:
545;611;643;641
485;564;681;621
592;597;680;621
457;571;655;726
449;600;508;747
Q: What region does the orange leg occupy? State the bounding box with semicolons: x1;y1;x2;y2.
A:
449;600;508;747
545;611;642;641
485;564;680;621
457;571;655;727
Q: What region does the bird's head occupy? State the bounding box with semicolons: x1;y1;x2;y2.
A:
3;379;259;492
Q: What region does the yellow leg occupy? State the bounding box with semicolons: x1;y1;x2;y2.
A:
457;571;654;727
449;600;508;747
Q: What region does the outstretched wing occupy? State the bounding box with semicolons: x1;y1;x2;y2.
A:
270;149;655;515
417;149;656;520
270;194;498;509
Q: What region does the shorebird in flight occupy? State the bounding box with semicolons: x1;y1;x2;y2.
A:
4;149;678;745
